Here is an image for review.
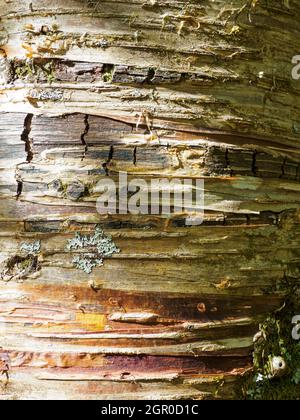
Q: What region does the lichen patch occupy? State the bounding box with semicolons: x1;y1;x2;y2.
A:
66;226;120;274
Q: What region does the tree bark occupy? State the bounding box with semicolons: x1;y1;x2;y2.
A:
0;0;300;400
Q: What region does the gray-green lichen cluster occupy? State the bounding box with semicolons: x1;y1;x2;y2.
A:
20;240;41;254
71;254;103;274
66;226;120;274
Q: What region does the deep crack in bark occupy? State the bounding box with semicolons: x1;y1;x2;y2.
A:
296;165;300;182
103;145;114;176
81;114;89;160
225;148;233;177
16;113;33;199
21;114;33;163
252;150;258;177
280;158;287;179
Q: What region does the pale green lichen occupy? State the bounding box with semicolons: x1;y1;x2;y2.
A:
20;240;41;254
72;254;103;274
28;89;63;101
66;227;120;274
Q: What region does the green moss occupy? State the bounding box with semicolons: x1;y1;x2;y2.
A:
102;64;114;83
238;210;300;399
103;72;113;83
0;255;39;282
14;60;34;79
13;59;56;84
240;277;300;400
19;257;34;270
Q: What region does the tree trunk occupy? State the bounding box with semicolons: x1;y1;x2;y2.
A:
0;0;300;400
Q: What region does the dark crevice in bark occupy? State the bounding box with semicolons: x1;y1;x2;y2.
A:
103;145;114;176
21;114;33;163
16;180;23;200
133;146;137;165
296;165;300;182
143;67;156;84
81;114;89;160
16;113;33;199
252;150;258;176
280;158;287;179
221;212;281;227
225;148;234;177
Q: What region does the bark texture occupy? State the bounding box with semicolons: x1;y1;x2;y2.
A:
0;0;300;400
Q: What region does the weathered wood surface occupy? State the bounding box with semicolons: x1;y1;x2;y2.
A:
0;0;300;400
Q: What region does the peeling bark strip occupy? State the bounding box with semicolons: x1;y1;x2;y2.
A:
0;0;300;400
